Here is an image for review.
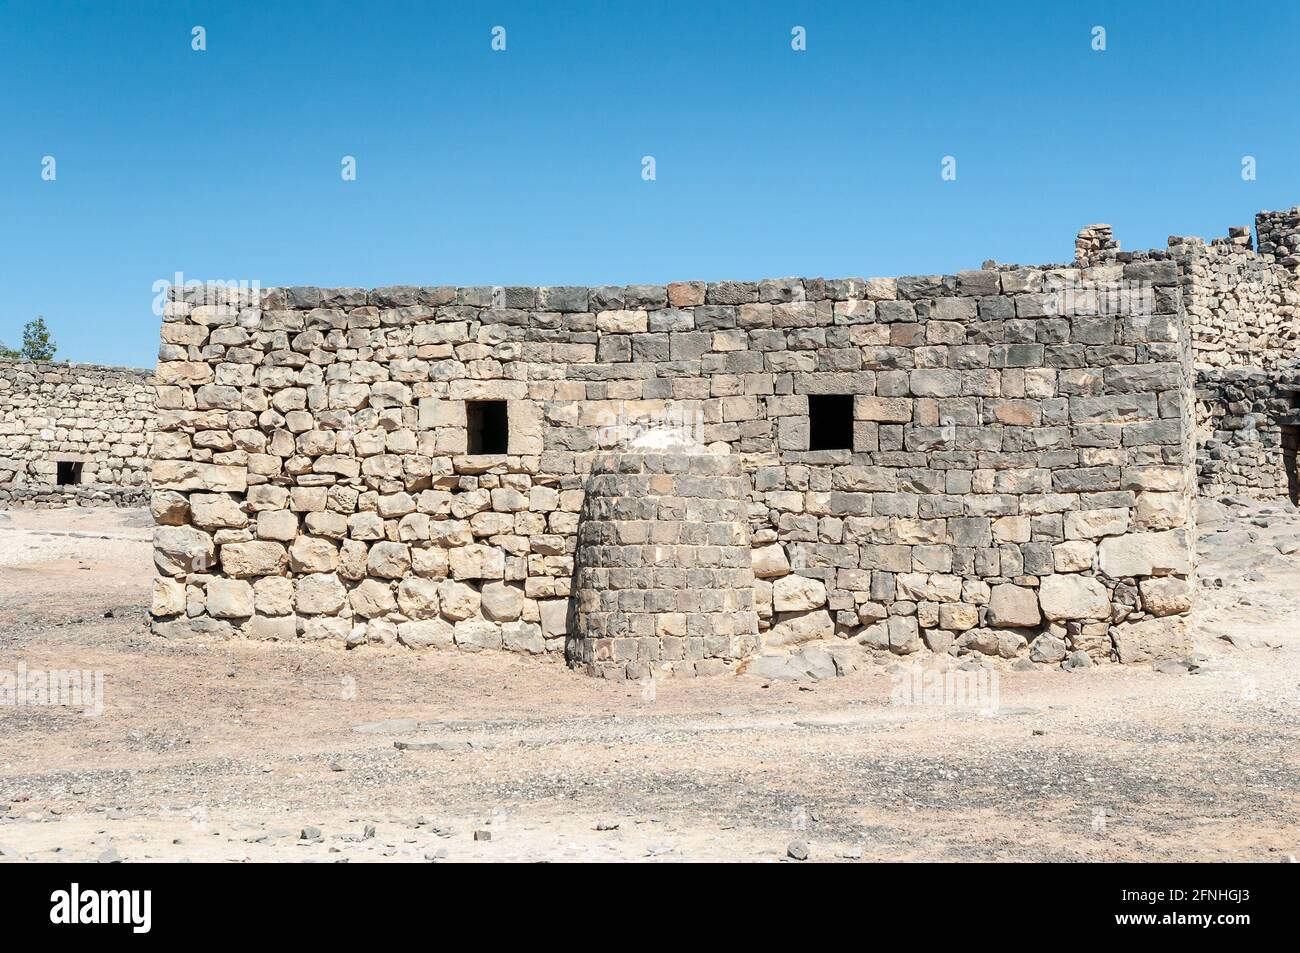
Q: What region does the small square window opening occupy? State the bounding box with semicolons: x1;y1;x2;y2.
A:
467;400;509;454
57;461;84;486
808;394;854;451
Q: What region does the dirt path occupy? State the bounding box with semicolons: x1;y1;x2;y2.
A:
0;503;1296;862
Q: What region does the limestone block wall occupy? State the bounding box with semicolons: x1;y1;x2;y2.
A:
0;360;154;507
149;265;1197;667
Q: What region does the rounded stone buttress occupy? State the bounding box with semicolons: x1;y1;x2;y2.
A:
568;447;760;679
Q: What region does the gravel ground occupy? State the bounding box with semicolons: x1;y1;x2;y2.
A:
0;502;1296;863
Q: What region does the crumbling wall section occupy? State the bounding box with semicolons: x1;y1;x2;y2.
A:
1076;213;1300;503
0;360;154;507
149;266;1197;668
1253;206;1300;272
1167;211;1300;502
1172;231;1300;371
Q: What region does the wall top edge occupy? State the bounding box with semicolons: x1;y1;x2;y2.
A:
0;358;154;377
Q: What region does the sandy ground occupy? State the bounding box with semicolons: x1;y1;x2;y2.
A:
0;502;1297;863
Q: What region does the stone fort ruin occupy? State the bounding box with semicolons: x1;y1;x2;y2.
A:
143;247;1203;678
11;205;1300;676
0;361;154;506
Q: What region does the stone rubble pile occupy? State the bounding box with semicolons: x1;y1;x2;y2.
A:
1074;224;1119;261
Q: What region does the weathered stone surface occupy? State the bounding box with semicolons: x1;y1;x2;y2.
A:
743;654;811;680
766;609;834;646
152;577;185;616
772;575;827;612
151;491;189;526
151;616;234;640
301;617;349;643
957;628;1000;656
1052;539;1096;572
1030;633;1068;663
996;630;1028;658
502;620;545;654
206;578;254;618
437;579;481;621
480;581;523;621
1138;576;1193;617
154;525;215;576
1111;616;1192;663
256;509;298;541
288;536;337;573
751;543;791;578
454;618;502;651
887;616;922;654
151;461;246;493
922;627;955;653
537;598;569;636
350;578;397;617
189;493;248;530
1098;531;1192;577
367;542;411;579
449;544;505;580
245;615;297;641
986;584;1041;628
220;541;287;578
295;573;347;615
396;576;441;620
253;576;294;615
1038;574;1110;621
367;619;399;646
1064;507;1129;540
397;618;454;649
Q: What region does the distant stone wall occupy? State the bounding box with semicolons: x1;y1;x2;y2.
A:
0;360;154;507
1172;231;1300;372
1253;207;1300;272
1195;367;1297;500
149;265;1197;669
1075;211;1300;503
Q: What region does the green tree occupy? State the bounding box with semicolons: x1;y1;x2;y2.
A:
20;316;56;360
0;340;19;359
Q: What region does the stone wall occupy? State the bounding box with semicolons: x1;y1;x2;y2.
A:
1073;212;1300;504
0;360;154;507
149;265;1198;669
1253;206;1300;272
1172;231;1300;372
1173;212;1300;503
572;443;760;679
1195;367;1298;500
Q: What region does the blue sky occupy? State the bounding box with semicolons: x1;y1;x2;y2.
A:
2;0;1297;367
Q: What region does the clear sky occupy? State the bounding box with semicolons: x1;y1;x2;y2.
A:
2;0;1297;367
